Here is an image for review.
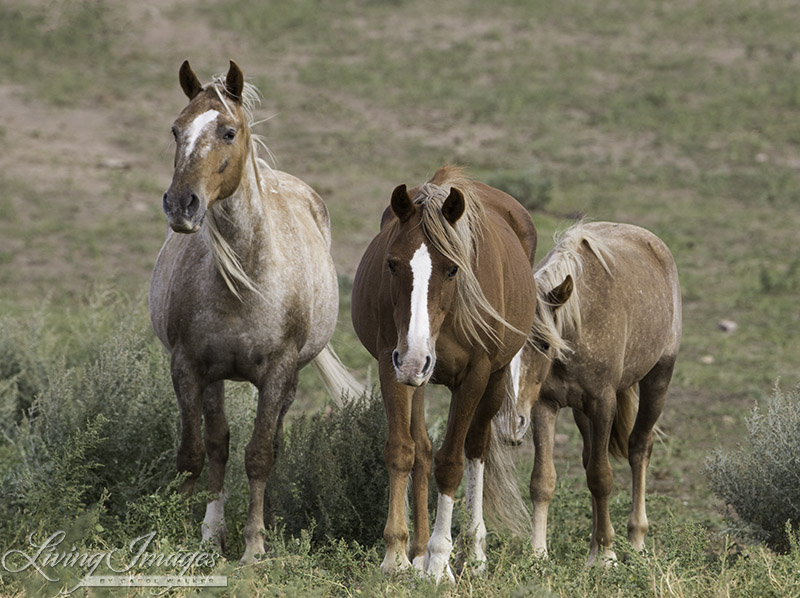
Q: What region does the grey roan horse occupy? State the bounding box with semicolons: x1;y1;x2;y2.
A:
150;60;362;563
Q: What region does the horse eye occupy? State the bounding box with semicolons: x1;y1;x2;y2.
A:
222;128;236;142
539;341;550;352
447;265;459;278
387;260;397;274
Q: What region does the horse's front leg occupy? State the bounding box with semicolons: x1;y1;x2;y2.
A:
409;386;432;570
456;367;510;576
425;359;491;583
379;351;417;575
170;351;205;496
241;351;300;564
530;397;560;557
584;389;617;566
201;381;228;551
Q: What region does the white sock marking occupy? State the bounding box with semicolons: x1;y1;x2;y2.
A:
426;493;455;582
465;458;487;568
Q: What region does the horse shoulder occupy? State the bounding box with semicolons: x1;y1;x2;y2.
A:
272;170;332;247
149;232;208;346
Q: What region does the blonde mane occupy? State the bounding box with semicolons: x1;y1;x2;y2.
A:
201;76;275;303
530;221;615;360
412;167;523;351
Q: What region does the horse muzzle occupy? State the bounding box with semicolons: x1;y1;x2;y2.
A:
163;190;207;233
497;414;530;446
392;348;435;387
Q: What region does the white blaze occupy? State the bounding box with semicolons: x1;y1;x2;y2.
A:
510;349;522;403
408;244;433;352
184;109;219;158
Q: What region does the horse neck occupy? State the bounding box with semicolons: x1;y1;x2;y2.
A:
204;150;276;296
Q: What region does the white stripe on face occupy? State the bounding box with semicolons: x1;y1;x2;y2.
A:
408;243;432;351
510;349;522;403
184;109;219;158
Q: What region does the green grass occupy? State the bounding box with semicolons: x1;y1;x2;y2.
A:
2;0;800;595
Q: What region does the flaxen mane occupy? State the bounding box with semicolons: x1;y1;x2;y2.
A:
530;222;615;360
200;75;277;302
412;167;523;351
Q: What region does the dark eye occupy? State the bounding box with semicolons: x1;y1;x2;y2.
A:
538;341;550;352
447;265;459;278
387;259;397;274
222;128;236;142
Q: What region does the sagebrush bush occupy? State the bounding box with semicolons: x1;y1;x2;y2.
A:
267;392;390;547
0;294;181;548
705;384;800;552
0;294;397;559
0;306;57;427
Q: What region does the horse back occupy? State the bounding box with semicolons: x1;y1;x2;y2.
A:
574;222;681;388
472;181;538;267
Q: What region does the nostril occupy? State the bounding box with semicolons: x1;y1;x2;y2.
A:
392;350;402;369
187;194;200;215
422;355;432;376
162;192;169;213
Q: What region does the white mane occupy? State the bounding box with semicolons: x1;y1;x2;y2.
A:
530;222;615;360
201;76;276;303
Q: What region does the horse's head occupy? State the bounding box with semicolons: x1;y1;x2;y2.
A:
383;184;466;387
499;275;573;444
162;60;251;233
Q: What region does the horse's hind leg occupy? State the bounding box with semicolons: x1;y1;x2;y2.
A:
202;381;228;551
242;353;300;564
627;358;674;551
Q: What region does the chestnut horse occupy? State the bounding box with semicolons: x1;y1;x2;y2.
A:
149;61;362;563
351;166;537;581
497;221;681;565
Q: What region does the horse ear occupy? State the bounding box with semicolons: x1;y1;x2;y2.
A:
224;60;245;102
442;187;465;225
391;184;414;223
179;60;202;100
546;275;573;309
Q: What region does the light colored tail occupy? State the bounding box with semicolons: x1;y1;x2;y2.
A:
609;385;639;460
483;374;532;538
310;344;367;406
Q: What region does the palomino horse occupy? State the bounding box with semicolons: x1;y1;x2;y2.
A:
150;61;362;563
498;221;681;565
351;166;537;581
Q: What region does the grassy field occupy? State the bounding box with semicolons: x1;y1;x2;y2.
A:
1;0;799;595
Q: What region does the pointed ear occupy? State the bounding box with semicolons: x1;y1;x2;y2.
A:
390;184;414;223
224;60;245;102
442;187;465;225
546;275;573;309
179;60;202;100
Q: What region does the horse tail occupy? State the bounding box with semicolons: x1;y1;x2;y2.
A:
609;385;639;460
310;344;367;406
483;373;532;538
